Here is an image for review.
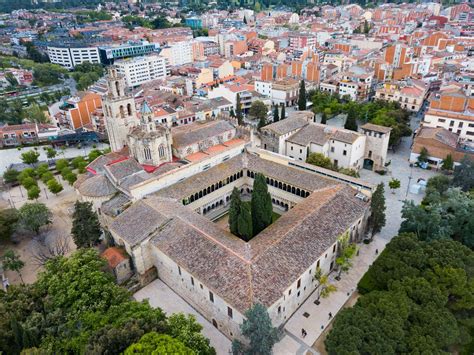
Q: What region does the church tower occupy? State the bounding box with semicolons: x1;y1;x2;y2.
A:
103;67;138;152
128;101;173;166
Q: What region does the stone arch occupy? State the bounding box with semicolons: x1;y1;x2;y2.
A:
115;81;120;97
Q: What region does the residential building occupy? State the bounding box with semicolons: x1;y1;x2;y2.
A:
47;44;100;69
98;41;158;65
160;41;193;66
115;55;169;87
375;80;428;112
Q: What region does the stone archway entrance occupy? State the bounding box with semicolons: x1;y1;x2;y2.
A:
363;158;374;170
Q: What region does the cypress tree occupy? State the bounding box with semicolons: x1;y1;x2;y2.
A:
369;183;386;238
71;201;101;248
273;105;279;122
298;80;306;111
236;94;243;125
280;104;285;120
344;107;358;131
237;202;253;241
251;173;273;235
229;187;241;236
321;111;327;124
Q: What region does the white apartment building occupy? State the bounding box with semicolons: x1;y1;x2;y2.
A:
115;55;169;87
47;45;100;69
160;41;193;66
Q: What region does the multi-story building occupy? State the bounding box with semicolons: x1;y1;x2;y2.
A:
98;41;158;65
115;55;169;87
159;41;193;66
289;32;317;51
338;66;374;102
375;80;428;112
254;79;300;107
422;85;474;142
0;123;59;148
47;44;100;69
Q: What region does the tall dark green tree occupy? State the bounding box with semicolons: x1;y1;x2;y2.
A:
273;105;279;122
320;111;327;124
251;174;273;235
280;104;285;120
228;187;241;236
344;107;358;131
232;303;278;355
452;155;474;192
369;183;386;238
237;202;253;242
71;201;101;248
236;94;243;125
298;80;307;111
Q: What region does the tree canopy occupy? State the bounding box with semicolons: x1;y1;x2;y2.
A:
17;202;51;235
71;201;102;248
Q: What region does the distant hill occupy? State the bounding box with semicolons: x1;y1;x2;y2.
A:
0;0;102;13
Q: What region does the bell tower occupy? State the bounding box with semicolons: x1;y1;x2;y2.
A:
103;67;138;152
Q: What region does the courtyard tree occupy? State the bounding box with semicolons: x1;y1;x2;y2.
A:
88;149;103;162
0;208;19;243
21;176;37;190
237;202;253;242
249;100;267;128
46;147;57;161
55;158;69;172
18;202;51;235
35;163;49;178
71;201;101;248
272;105;279;122
47;178;63;195
228;187;241;236
21;150;40;166
251;173;273;235
27;185;41;200
298;80;306;111
167;313;215;355
3;168;19;184
335;233;357;279
313;267;337;304
232;303;278;355
40;171;54;184
388;178;401;194
65;172;77;186
441;154;454;171
236;94;243;125
452;155;474;192
2;249;25;284
417;147;429;164
280;104;285;120
306;152;333;170
344;106;358;131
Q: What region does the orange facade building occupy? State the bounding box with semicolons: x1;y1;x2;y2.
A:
67;93;102;130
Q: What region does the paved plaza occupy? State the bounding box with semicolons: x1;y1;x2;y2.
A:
134;279;232;355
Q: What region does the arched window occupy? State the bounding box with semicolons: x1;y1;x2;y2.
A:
144;147;151;160
211;185;215;192
115;81;120;97
279;182;282;189
296;188;300;196
119;105;125;118
219;181;222;188
158;145;165;158
292;186;296;194
127;103;132;116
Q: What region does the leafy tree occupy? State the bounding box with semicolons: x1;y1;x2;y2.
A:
272;105;279;122
65;172;77;186
320;111;327;124
417;147;429;164
22;176;37;190
18;202;51;235
442;154;454;171
55;159;69;172
314;267;337;302
167;313;215;355
298;80;306;111
27;185;40;200
124;333;194;354
3;168;19;184
232;304;278;355
0;208;19;243
280;104;285;120
249;100;267;122
47;179;63;195
335;233;357;279
21;150;40;166
40;171;54;184
369;183;386;238
35;163;49;178
237;202;253;242
88;149;103;162
45;147;57;160
422;175;451;205
71;156;86;169
26;104;48;123
306;152;333;170
452;155;474;192
229;108;235;117
228;187;241;236
251;173;272;235
388;178;401;193
2;249;25;284
71;201;101;248
363;19;370;34
17;168;36;185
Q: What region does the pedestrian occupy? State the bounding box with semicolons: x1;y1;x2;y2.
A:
375;248;379;255
328;312;332;319
301;328;306;338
